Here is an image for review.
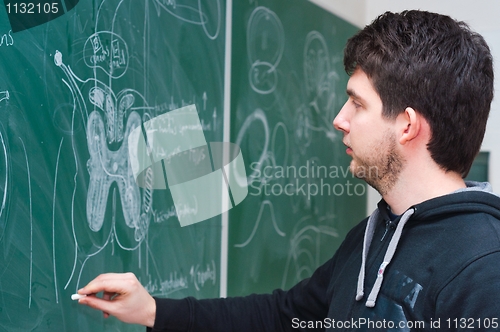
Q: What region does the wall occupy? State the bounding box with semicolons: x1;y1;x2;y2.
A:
309;0;367;27
311;0;500;212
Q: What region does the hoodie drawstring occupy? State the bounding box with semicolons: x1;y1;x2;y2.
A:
356;208;415;307
355;210;379;301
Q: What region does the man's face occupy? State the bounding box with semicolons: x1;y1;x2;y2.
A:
333;68;405;195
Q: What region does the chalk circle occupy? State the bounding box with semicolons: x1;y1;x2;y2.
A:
198;0;221;40
269;122;290;186
83;32;129;79
246;6;284;67
249;61;278;95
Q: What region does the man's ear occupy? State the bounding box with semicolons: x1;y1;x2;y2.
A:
397;107;421;145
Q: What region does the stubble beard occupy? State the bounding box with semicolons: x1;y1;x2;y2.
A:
350;133;405;196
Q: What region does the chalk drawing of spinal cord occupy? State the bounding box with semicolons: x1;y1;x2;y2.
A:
54;30;152;255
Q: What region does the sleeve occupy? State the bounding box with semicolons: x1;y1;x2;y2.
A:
146;254;336;332
434;250;500;331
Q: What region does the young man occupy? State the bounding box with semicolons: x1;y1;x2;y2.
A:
78;10;500;331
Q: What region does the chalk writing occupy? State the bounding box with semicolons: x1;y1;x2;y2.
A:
0;30;13;47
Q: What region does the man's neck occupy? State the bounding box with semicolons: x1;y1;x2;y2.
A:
382;163;466;215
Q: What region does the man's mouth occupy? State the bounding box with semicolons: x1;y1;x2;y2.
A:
343;142;352;155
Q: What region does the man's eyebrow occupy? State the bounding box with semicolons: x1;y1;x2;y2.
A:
346;88;366;104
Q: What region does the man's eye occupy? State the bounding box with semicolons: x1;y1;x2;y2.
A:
352;100;361;108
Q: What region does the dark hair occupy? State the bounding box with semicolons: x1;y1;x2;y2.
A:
344;10;494;177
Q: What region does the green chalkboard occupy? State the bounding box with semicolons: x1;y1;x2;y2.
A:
0;0;366;329
228;0;365;296
0;1;225;331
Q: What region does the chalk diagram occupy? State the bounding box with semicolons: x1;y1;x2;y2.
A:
302;31;340;141
129;105;248;227
234;6;341;288
246;7;284;95
0;89;49;332
51;0;223;297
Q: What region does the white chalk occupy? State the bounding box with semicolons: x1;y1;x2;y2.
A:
71;294;87;300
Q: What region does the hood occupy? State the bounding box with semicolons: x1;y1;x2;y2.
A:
411;181;500;221
355;181;500;308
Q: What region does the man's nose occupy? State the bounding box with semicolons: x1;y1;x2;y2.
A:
333;103;350;133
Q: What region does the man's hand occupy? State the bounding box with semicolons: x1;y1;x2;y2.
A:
77;272;156;328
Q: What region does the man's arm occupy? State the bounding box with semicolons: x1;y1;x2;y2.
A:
435;251;500;330
78;254;336;331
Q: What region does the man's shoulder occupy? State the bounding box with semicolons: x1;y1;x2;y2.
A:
411;187;500;223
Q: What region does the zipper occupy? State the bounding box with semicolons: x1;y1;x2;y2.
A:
380;219;392;241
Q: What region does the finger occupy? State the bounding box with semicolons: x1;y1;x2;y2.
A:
79;294;117;315
80;273;135;295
